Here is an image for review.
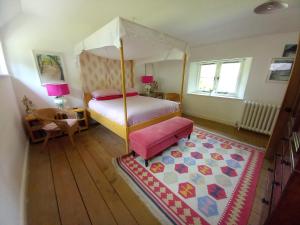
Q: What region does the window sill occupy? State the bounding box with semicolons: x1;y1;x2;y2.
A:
187;91;243;100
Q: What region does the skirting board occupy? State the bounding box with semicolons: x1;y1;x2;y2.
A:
183;110;236;127
20;140;29;225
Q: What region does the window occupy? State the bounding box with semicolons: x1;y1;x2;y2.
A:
0;41;8;75
198;63;216;92
188;58;252;99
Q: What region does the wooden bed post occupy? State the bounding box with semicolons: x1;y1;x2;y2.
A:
119;39;129;154
180;53;187;112
130;60;135;88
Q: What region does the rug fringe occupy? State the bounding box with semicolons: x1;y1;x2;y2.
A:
112;159;174;225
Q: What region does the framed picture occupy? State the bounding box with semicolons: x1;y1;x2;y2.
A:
33;50;66;85
267;58;294;82
282;44;297;58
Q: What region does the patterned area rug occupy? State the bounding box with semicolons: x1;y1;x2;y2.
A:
116;127;265;225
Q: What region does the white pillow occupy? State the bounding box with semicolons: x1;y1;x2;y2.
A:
91;89;121;98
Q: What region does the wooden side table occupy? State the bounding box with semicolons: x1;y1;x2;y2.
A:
140;92;164;99
24;113;47;143
71;107;88;131
24;107;88;143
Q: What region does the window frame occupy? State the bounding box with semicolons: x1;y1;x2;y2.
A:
196;58;246;98
196;62;217;93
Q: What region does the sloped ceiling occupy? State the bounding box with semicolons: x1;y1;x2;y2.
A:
1;0;300;46
0;0;21;28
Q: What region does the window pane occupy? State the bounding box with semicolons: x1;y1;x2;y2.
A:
216;62;241;93
198;64;216;91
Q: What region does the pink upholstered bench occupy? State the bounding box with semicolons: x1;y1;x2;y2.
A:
129;116;193;166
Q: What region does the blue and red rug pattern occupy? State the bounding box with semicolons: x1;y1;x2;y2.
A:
116;127;265;225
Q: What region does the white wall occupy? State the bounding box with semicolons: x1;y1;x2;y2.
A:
0;76;28;225
152;32;298;125
1;14;86;112
151;61;183;93
1;14;148;112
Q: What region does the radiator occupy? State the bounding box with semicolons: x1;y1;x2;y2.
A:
239;101;280;135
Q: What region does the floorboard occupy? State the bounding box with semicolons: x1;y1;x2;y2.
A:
79;133;161;225
27;116;270;225
27;145;61;225
62;138;118;225
75;137;139;225
49;141;92;225
184;114;269;148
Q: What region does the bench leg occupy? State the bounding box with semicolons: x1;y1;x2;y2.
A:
132;151;136;157
145;160;149;167
188;134;191;140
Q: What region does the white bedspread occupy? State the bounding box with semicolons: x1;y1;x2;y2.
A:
88;96;179;126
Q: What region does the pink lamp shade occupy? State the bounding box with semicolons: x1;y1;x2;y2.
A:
45;83;70;96
141;75;154;84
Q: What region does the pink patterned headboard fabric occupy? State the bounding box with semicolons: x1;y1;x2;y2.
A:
79;51;133;93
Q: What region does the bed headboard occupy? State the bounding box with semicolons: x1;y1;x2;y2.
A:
79;51;134;95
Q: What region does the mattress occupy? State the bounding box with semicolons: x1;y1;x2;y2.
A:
88;95;179;126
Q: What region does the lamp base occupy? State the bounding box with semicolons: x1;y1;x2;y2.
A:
143;84;151;96
54;96;66;109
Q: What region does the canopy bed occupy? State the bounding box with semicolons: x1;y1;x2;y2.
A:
75;17;189;153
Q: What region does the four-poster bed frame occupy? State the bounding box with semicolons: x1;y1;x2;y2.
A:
77;17;189;154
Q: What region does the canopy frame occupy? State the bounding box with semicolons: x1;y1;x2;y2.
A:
79;17;189;154
118;38;187;153
119;39;129;152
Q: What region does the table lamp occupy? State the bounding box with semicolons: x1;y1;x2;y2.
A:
141;75;153;96
45;83;70;109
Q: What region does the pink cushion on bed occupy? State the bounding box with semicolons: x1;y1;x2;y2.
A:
126;92;138;97
129;117;193;160
91;89;121;98
117;87;138;97
95;95;122;100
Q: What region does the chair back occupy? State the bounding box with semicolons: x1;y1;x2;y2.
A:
164;93;180;102
33;108;59;121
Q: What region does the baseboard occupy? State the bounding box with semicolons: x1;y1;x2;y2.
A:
20;140;29;225
183;110;236;127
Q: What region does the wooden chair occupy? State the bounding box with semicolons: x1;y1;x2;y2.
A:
164;93;180;102
33;108;79;148
164;93;181;110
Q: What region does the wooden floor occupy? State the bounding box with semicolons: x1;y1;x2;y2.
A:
26;116;270;225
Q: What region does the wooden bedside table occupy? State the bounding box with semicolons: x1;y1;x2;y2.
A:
71;107;89;131
140;92;164;99
24;107;88;143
